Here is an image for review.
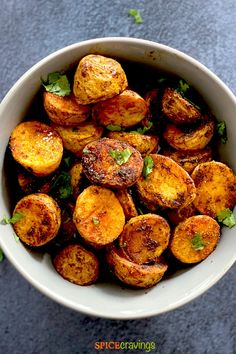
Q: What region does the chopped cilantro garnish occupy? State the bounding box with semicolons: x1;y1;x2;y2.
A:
92;217;100;225
131;122;153;135
41;72;71;96
217;208;236;228
13;233;20;243
142;156;154;179
128;9;143;24
109;148;132;165
0;248;4;262
51;171;72;199
137;207;144;215
191;233;205;251
1;212;25;225
106;125;124;132
63;156;73;168
177;79;190;94
216;121;227;144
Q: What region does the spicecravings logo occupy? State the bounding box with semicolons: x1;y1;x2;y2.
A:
94;340;156;352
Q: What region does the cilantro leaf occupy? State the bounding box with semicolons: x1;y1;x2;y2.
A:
63;156;73;168
191;233;205;251
142;156;154;179
109;148;132;165
128;9;143;24
1;212;25;225
216;121;227;144
217;208;236;228
177;79;190;94
106;125;124;132
51;171;72;199
137;207;144;215
131;122;153;135
0;248;4;262
92;217;100;225
42;72;71;96
13;233;20;243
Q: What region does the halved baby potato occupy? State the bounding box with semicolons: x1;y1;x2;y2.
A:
82;138;143;189
53;244;99;285
69;162;83;199
13;193;61;247
10;121;63;176
191;161;236;217
73;54;128;105
115;189;138;220
119;214;170;264
43;92;90;126
92;89;148;128
166;202;197;225
73;185;125;246
170;215;220;263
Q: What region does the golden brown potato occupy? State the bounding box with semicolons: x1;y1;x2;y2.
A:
43;92;90;126
10;121;63;176
162;88;201;124
69;162;83;199
73;54;128;105
166;202;197;225
107;245;168;288
92;89;148;128
136;154;196;209
13;193;61;247
107;131;158;156
52;121;103;157
82;138;143;189
115;189;138;220
191;161;236;217
73;185;125;246
53;244;99;285
119;214;170;264
163;120;214;151
170;215;220;263
162;147;212;174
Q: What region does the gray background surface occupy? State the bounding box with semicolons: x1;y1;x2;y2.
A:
1;1;236;353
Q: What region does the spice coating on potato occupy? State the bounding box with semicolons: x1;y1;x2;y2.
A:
73;185;125;246
73;54;128;105
13;193;61;247
115;189;138;220
191;161;236;217
53;244;99;285
43;92;90;126
52;121;103;157
10;121;63;176
69;162;83;199
119;214;170;264
136;154;196;209
170;215;220;263
92;89;148;128
82;138;143;189
167;202;197;225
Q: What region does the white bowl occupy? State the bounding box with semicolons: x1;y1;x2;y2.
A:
0;37;236;319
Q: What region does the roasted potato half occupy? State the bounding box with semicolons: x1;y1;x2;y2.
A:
69;162;83;199
144;88;161;120
10;121;63;176
115;189;138;220
119;214;170;264
191;161;236;217
166;202;197;225
170;215;220;263
92;89;148;128
73;185;125;246
13;193;61;247
43;92;90;126
136;154;196;209
52;121;103;157
107;131;158;156
82;138;143;189
107;245;168;288
53;244;99;285
73;54;128;105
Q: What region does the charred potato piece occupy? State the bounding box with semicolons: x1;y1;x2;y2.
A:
162;88;201;124
115;189;138;220
144;88;161;120
69;162;83;199
170;215;220;263
73;54;128;105
17;171;37;194
119;214;170;264
52;121;103;157
136;154;196;209
191;161;236;217
92;89;148;128
13;193;61;247
167;202;197;225
10;121;63;176
73;185;125;246
163;120;214;151
43;92;90;126
82;138;143;189
107;245;168;288
107;131;158;156
53;244;99;285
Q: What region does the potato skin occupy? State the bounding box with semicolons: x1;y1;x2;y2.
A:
107;131;158;156
53;244;99;285
13;193;61;247
43;92;90;126
69;162;83;199
82;138;143;189
73;54;128;105
92;89;148;128
73;185;125;246
170;215;220;263
191;161;236;217
115;189;138;220
52;121;103;157
136;154;196;209
10;121;63;176
119;214;170;264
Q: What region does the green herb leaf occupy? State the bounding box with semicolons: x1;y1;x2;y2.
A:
92;217;100;225
177;79;190;94
191;233;205;251
106;125;124;132
128;9;143;24
216;121;227;144
1;212;25;225
63;156;73;168
42;72;71;96
137;207;144;215
142;156;154;179
109;148;132;165
131;122;153;135
217;208;236;228
13;233;20;243
51;171;72;199
0;248;4;262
